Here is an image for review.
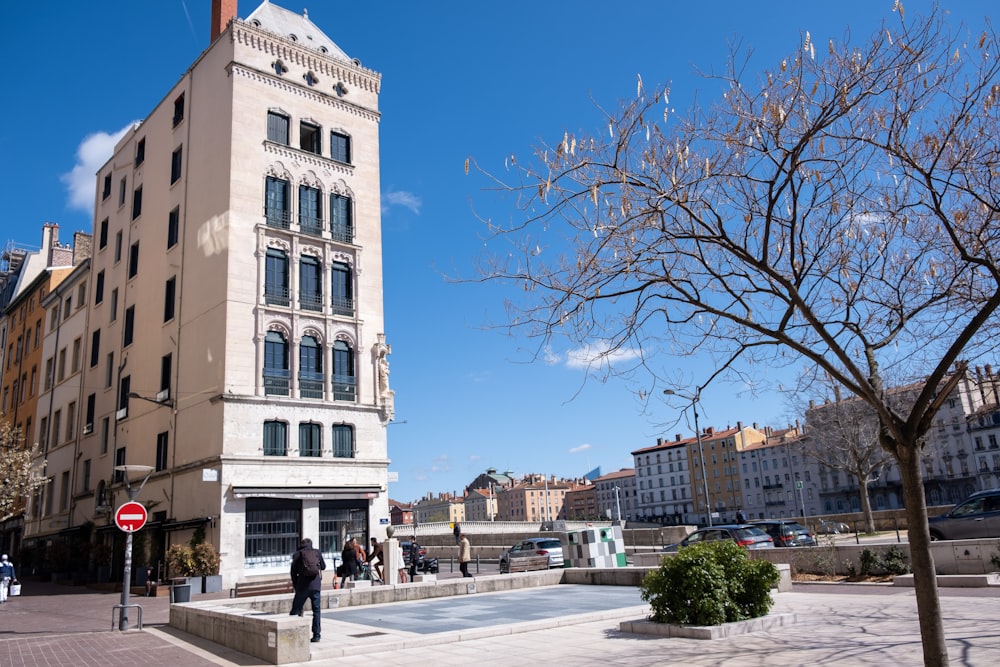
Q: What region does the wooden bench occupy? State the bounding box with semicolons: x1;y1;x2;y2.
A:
507;555;552;573
230;579;294;598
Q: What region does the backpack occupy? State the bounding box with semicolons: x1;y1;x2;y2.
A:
299;548;321;579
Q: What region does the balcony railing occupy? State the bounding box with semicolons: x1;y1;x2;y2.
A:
265;286;290;307
332;375;356;402
264;207;292;229
330;223;354;244
299;376;324;399
263;370;289;396
762;483;783;490
299;291;323;312
764;499;786;506
299;215;324;237
331;296;354;316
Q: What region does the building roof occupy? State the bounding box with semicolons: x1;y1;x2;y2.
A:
245;1;351;62
594;468;635;482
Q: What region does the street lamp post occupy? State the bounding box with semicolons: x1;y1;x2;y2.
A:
613;485;622;523
115;464;153;631
664;389;714;527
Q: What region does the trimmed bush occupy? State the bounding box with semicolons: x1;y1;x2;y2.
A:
640;540;780;626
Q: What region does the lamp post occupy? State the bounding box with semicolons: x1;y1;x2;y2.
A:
613;485;622;523
115;464;153;631
664;389;714;526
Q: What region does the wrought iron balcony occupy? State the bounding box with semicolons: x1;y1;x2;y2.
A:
299;291;323;312
264;207;291;230
263;370;289;396
332;375;356;402
265;286;290;307
331;296;354;316
299;376;324;399
330;223;354;244
299;215;323;237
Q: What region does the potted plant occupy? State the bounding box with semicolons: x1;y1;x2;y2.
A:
192;542;221;593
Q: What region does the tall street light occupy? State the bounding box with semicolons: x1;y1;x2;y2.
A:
664;389;714;527
115;464;153;631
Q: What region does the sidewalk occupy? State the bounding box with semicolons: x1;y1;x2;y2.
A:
1;578;997;666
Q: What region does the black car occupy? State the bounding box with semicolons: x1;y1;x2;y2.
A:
402;541;439;573
750;520;817;547
928;488;1000;541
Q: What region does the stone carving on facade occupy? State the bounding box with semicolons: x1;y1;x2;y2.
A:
374;333;394;422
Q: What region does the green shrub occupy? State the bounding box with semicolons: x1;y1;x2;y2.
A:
882;546;909;575
859;549;881;576
640;541;780;626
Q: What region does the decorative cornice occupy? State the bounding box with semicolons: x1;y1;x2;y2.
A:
263;140;353;179
232;19;381;95
230;62;380;124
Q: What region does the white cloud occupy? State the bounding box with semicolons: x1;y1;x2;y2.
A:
564;341;641;370
382;189;422;215
61;123;138;212
568;443;592;454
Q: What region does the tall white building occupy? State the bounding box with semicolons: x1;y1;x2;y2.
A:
33;0;392;587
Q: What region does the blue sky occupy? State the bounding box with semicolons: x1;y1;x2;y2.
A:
2;1;993;503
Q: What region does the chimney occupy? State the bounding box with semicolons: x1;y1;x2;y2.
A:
211;0;238;41
656;437;662;446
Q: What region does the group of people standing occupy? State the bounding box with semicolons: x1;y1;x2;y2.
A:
289;531;475;642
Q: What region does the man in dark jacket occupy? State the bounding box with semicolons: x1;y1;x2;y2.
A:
289;537;326;642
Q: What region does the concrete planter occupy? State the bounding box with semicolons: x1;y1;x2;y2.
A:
620;612;798;639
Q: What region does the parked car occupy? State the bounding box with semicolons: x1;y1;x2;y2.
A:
815;520;852;535
401;541;439;573
499;537;565;573
751;520;817;547
928;488;1000;541
662;524;774;552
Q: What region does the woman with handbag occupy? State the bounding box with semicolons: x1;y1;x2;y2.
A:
0;554;15;603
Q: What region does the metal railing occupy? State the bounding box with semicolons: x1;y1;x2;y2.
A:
299;291;323;312
264;207;292;229
264;286;290;307
331;296;354;316
299;215;324;237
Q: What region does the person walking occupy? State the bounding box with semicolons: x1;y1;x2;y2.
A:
367;537;384;582
736;508;747;524
289;538;325;643
339;539;358;588
395;540;407;584
453;521;461;545
458;533;472;578
0;554;15;603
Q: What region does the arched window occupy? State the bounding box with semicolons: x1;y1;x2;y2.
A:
332;340;355;401
332;424;354;458
330;193;353;242
299;422;321;457
265;248;290;306
264;331;289;395
299;336;323;399
263;421;287;456
331;262;353;316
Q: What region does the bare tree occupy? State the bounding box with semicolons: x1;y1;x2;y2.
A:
0;423;48;522
473;7;1000;665
804;389;893;533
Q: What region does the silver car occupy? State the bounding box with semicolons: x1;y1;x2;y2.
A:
928;489;1000;541
499;537;564;572
663;524;775;552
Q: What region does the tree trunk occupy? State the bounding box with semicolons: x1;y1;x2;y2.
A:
898;447;949;666
858;481;876;534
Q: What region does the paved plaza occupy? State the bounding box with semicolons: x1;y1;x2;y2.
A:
0;579;997;666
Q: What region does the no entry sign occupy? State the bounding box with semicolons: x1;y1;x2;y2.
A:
115;501;148;532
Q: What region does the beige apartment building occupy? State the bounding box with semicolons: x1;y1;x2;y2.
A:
18;1;392;587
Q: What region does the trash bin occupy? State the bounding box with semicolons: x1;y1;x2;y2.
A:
170;582;192;603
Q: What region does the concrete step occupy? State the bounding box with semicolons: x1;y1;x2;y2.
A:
893;573;1000;587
